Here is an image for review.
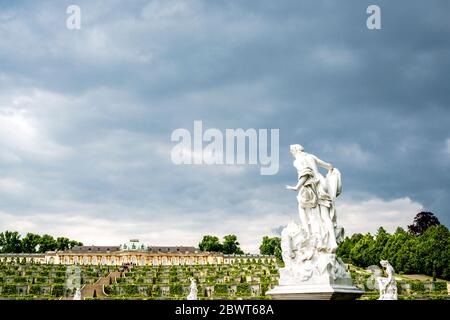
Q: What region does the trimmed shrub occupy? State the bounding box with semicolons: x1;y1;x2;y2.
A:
123;284;138;295
260;282;270;296
52;277;65;284
237;283;250;295
170;283;183;295
3;284;17;295
214;284;228;295
410;281;426;293
433;281;447;293
52;284;64;297
152;285;161;297
14;276;27;283
29;285;41;295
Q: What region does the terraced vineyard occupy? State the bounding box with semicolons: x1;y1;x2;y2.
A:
0;259;280;300
0;261;114;300
104;260;280;300
0;260;448;300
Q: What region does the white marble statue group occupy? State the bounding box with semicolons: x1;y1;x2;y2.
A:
278;144;352;287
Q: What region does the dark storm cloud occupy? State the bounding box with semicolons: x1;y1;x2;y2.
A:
0;0;448;250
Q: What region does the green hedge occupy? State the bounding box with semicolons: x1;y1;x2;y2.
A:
152;285;161;297
52;284;64;297
170;283;183;295
123;284;138;295
29;285;41;295
410;281;426;293
433;281;447;293
237;283;250;295
2;285;17;295
260;281;270;295
214;284;228;295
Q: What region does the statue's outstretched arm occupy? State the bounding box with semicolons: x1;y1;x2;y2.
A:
286;176;307;191
313;155;333;171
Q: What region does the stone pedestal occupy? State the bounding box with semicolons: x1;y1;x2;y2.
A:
266;284;364;300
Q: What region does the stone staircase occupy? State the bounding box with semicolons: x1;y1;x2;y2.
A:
81;270;122;299
61;270;122;300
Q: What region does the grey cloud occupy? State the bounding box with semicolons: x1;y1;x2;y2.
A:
0;0;448;251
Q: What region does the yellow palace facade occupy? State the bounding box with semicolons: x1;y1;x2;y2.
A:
0;239;275;266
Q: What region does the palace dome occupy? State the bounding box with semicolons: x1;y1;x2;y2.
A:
119;239;148;251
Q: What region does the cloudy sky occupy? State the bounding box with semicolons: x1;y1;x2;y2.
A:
0;0;449;252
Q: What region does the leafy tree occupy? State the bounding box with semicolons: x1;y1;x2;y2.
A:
198;235;223;252
366;227;390;265
70;240;83;248
408;211;440;236
0;230;82;253
38;234;57;253
337;233;363;262
348;233;375;267
259;236;282;261
21;233;41;253
55;237;81;251
338;224;450;280
222;235;243;254
0;231;22;253
416;225;450;279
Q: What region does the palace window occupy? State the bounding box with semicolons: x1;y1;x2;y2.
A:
83;257;88;265
101;257;106;265
92;257;97;265
171;257;177;265
140;257;146;266
152;258;159;266
162;257;168;265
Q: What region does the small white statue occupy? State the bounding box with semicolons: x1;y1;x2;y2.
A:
377;260;397;300
73;288;82;300
187;278;198;300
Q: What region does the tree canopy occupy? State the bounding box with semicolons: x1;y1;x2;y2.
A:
337;225;450;280
198;234;244;254
0;231;82;253
222;235;244;254
198;235;223;252
259;236;282;261
407;211;441;236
